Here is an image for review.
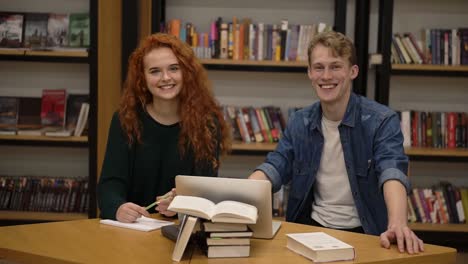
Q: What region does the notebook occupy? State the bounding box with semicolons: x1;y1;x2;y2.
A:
100;216;174;232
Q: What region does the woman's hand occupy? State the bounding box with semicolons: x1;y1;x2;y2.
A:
155;188;177;217
116;202;150;223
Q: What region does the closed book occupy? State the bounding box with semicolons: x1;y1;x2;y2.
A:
203;222;248;232
287;232;355;263
44;129;72;137
207;245;250;258
206;237;250;246
41;89;66;127
209;231;253;238
0;97;19;127
68;13;90;47
172;215;199;262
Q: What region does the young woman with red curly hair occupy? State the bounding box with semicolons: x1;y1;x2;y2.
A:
98;33;231;223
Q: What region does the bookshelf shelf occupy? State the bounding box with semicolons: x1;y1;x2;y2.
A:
404;147;468;157
231;142;468;157
0;135;87;142
0;49;89;63
0;49;25;55
392;64;468;72
200;59;308;72
0;211;88;221
391;64;468;77
231;141;277;152
409;223;468;233
0;135;88;147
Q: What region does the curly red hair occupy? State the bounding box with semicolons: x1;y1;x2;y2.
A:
119;33;231;168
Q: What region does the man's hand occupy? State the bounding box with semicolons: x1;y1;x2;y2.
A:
380;224;424;254
116;202;150;223
155;188;177;217
248;170;269;181
381;180;424;254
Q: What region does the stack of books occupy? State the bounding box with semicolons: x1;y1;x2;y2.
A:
203;222;252;258
167;195;258;261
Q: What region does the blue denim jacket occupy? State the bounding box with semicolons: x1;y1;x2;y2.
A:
256;93;410;235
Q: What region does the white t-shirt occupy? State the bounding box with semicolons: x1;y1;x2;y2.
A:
311;116;361;229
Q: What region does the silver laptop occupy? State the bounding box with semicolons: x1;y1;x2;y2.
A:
175;175;282;239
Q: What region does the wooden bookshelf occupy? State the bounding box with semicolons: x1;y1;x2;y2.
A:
404;147;468;157
0;211;88;221
392;64;468;72
231;141;277;152
0;135;87;143
25;50;88;57
231;142;468;157
0;49;88;57
200;59;308;68
409;223;468;233
0;49;25;55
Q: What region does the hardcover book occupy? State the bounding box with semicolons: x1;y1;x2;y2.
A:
68;13;90;47
47;13;69;47
24;13;49;49
0;97;19;127
207;245;250;258
286;232;355;263
65;94;89;132
0;13;24;48
206;237;250;246
73;102;89;136
17;97;42;129
203;222;248;232
41;89;66;127
168;195;258;224
172;215;198;262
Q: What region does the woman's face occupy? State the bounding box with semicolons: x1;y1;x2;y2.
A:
143;47;183;103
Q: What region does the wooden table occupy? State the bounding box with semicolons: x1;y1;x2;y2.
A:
0;217;456;264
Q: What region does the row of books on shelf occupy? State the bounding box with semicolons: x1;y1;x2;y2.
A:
398;110;467;149
0;176;89;213
164;17;330;61
407;183;468;225
222;105;299;144
0;11;90;50
391;29;468;66
0;91;89;137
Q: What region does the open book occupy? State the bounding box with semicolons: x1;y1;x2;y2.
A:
286;232;355;263
168;195;258;224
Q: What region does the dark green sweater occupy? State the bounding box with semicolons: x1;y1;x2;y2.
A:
98;110;218;219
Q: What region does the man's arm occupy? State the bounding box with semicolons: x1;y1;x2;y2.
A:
380;180;424;254
248;170;270;181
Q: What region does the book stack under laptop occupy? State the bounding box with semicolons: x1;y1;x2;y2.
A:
203;222;253;258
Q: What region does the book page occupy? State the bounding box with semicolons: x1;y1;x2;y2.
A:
211;200;258;224
100;216;174;232
168;195;215;220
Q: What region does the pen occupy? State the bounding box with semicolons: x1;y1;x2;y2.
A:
145;192;173;210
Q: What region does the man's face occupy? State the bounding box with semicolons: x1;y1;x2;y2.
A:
307;44;358;107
